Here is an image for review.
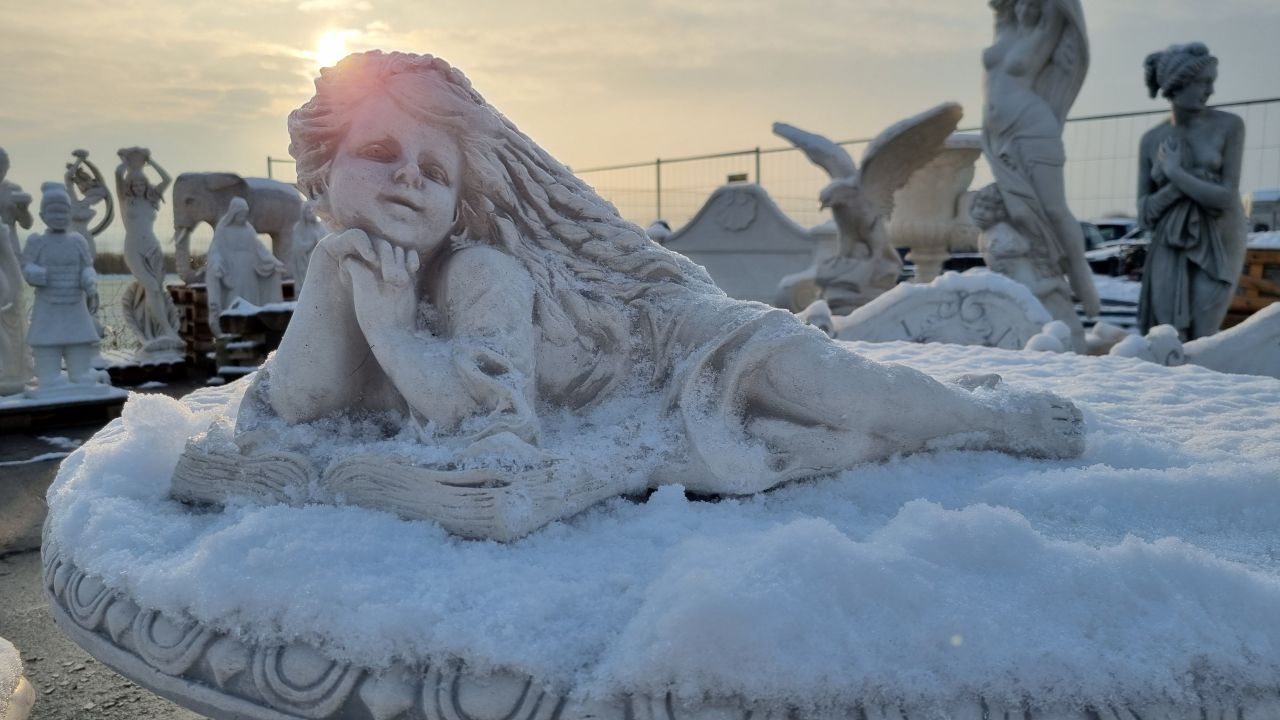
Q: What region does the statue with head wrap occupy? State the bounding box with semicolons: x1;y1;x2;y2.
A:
19;182;107;394
1136;42;1247;340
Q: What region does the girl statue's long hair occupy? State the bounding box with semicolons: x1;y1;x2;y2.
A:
289;51;718;404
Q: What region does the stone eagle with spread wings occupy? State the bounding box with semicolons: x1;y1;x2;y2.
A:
773;102;964;312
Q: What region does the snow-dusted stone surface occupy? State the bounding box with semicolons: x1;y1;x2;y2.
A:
43;342;1280;719
1109;304;1280;379
832;269;1052;348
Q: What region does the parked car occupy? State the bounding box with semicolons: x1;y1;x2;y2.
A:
898;222;1129;279
1089;217;1139;243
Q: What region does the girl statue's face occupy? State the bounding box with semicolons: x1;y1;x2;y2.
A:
1171;66;1216;112
323;90;462;257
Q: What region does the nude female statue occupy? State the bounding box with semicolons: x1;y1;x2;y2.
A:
1136;43;1246;340
982;0;1099;352
115;147;184;354
220;51;1084;539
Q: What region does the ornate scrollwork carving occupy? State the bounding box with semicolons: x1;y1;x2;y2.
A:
251;642;362;718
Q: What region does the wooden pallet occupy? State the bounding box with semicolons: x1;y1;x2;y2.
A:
1225;248;1280;328
168;284;216;366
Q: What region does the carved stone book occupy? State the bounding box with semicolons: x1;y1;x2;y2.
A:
170;434;623;542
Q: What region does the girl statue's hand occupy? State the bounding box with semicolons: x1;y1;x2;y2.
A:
320;228;378;267
342;238;421;336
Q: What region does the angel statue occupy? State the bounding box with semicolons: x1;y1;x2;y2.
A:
773;102;963;315
981;0;1099;352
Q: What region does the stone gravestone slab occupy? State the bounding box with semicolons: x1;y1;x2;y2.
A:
664;183;815;305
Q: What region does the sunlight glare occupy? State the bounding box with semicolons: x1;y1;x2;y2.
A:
316;31;350;68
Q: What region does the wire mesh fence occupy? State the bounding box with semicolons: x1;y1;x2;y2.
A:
18;275;181;352
574;98;1280;232
260;98;1280;232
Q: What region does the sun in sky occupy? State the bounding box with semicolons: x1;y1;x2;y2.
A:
315;30;353;68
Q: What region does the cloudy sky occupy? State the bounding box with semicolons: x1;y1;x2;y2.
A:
2;0;1278;250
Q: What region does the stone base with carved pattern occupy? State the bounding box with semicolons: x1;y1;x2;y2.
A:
42;533;1280;720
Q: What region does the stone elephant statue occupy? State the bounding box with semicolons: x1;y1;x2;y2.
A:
170;172;305;283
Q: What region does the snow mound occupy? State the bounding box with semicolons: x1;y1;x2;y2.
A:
44;343;1280;712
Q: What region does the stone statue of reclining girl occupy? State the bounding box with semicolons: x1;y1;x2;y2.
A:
172;51;1085;541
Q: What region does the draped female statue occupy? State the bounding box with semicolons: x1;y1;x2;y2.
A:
981;0;1099;352
1136;43;1246;340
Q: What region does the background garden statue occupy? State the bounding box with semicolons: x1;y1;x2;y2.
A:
981;0;1100;351
0;147;34;394
289;199;326;291
206;197;285;336
773;102;963;315
1136;43;1246;340
64;149;112;339
115;147;185;356
63;149;113;255
970;182;1085;348
20;183;109;396
170;172;307;283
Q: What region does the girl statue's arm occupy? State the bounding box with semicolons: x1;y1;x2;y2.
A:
352;244;540;441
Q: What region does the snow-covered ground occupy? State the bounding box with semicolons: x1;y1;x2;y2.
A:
1090;273;1141;305
44;344;1280;713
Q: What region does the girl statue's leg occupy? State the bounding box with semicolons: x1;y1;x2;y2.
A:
743;337;1084;477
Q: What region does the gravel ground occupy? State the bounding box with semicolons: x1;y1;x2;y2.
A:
1;373;216;719
0;550;203;720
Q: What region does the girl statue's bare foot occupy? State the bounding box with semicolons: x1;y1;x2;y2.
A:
989;388;1086;459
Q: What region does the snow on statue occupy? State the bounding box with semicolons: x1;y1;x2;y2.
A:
173;51;1086;541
